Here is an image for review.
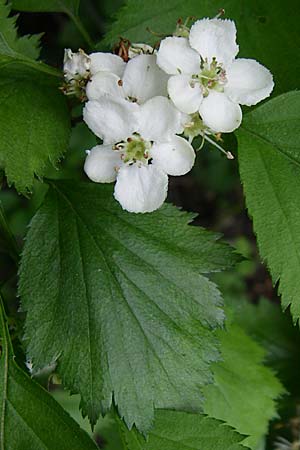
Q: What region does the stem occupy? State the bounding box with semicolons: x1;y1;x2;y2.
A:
0;201;19;264
202;133;234;159
67;12;94;49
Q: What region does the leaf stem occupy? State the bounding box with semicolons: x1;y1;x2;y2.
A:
67;12;94;49
0;201;19;264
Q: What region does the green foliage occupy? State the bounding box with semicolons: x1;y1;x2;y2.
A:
0;0;41;61
116;410;248;450
102;0;300;95
237;91;300;320
12;0;80;14
0;68;70;193
0;297;98;450
18;180;239;433
203;321;285;448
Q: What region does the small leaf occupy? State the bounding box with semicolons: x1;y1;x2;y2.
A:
12;0;80;15
19;180;240;433
0;68;70;193
102;0;300;95
117;410;249;450
0;0;41;61
203;321;285;449
0;296;98;450
237;91;300;320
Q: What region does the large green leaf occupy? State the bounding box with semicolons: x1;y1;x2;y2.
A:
0;68;70;193
102;0;300;95
12;0;80;14
0;297;98;450
203;321;284;449
19;180;239;433
237;91;300;319
117;410;248;450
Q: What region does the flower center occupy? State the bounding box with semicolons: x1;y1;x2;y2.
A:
192;57;227;96
114;135;151;165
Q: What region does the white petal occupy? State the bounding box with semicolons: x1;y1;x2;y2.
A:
122;54;169;103
114;164;168;213
83;98;139;144
199;91;242;133
84;145;121;182
63;48;90;81
86;72;125;101
168;74;203;114
137;96;183;141
225;58;274;106
89;52;126;77
156;37;200;75
189;18;239;66
151;136;195;176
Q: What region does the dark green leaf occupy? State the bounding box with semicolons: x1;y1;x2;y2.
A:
102;0;300;95
12;0;80;14
117;410;248;450
237;91;300;320
0;68;70;193
0;297;98;450
19;180;239;433
203;322;285;448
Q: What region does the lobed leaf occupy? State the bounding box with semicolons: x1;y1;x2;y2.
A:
0;297;98;450
203;321;285;448
237;91;300;320
19;180;240;433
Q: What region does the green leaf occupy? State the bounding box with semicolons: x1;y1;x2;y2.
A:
237;91;300;320
0;0;61;77
12;0;80;14
203;321;285;449
0;0;41;60
117;410;248;450
0;68;70;193
102;0;300;95
232;298;300;396
0;297;98;450
19;180;240;433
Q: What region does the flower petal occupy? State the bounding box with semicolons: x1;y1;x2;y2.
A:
156;37;200;75
89;52;126;77
86;72;125;101
151;136;195;176
83;98;139;144
114;164;168;213
84;145;121;182
122;54;169;103
225;58;274;106
189;18;239;66
199;91;242;133
168;74;203;114
137;96;183;141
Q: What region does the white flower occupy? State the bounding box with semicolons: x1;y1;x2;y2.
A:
156;18;274;133
83;96;195;213
63;48;91;82
86;53;169;105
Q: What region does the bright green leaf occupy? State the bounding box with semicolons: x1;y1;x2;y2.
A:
0;69;70;193
203;322;285;449
12;0;80;14
117;410;249;450
102;0;300;95
0;297;98;450
19;180;240;433
237;91;300;320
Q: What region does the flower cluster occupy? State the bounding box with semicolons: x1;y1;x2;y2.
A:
63;16;274;213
